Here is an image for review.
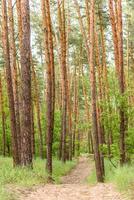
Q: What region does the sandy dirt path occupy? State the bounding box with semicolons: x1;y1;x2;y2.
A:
19;157;126;200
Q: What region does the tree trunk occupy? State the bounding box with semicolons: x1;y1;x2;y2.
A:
89;0;104;182
32;66;43;159
8;0;21;164
31;101;35;157
117;0;126;165
20;0;32;167
0;74;6;157
108;0;119;76
58;0;68;162
73;65;77;157
41;0;55;177
2;0;19;166
109;0;126;165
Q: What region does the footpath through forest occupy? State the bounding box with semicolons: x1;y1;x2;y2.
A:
19;157;126;200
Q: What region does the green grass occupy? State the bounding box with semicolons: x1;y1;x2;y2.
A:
0;156;76;200
87;159;134;198
86;168;97;185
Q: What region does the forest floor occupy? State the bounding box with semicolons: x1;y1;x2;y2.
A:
16;156;127;200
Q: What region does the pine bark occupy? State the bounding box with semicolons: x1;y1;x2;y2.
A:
58;0;68;162
31;101;35;157
109;0;126;165
0;74;6;156
8;0;21;164
117;0;126;165
32;66;43;159
73;65;78;157
89;0;104;182
2;0;19;166
20;0;32;167
41;0;55;176
108;0;119;76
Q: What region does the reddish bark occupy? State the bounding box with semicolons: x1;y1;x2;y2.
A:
0;74;6;157
41;0;55;176
8;0;21;164
89;0;104;182
2;0;19;166
58;0;68;162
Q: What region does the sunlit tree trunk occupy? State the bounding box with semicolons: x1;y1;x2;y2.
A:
108;0;119;76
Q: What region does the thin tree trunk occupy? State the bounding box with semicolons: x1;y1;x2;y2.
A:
0;74;6;157
66;1;72;161
31;101;35;157
89;0;104;182
32;66;43;159
72;65;77;157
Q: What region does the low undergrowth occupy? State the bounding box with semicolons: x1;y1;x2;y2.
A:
87;159;134;199
0;156;76;200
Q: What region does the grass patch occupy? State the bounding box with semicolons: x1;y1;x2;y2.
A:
87;159;134;198
0;156;76;200
86;168;97;185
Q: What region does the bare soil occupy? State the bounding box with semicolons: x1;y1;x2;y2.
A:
18;156;127;200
